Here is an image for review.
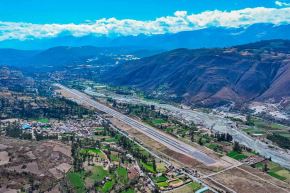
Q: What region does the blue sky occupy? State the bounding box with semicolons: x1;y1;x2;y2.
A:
0;0;282;23
0;0;290;41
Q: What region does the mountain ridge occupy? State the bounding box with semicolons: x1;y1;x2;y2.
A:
103;39;290;106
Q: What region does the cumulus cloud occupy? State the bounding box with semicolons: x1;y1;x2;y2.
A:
275;1;290;7
1;7;290;41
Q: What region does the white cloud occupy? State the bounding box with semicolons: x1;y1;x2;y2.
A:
275;1;290;7
174;11;188;17
1;7;290;41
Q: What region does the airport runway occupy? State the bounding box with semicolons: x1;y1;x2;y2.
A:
55;84;217;165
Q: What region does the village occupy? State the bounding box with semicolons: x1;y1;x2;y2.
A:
0;113;210;193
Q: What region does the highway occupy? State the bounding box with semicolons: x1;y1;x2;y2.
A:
55;84;217;165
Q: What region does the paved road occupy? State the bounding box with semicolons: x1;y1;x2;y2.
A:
55;84;217;166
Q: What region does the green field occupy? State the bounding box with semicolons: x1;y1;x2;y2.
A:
157;181;169;188
243;127;265;135
266;161;290;181
276;169;290;181
121;189;135;193
276;132;290;139
154;175;168;183
206;143;223;152
110;154;119;162
105;137;117;142
254;162;264;169
152;119;167;125
89;166;109;182
67;172;85;193
227;151;248;160
254;119;286;130
79;148;105;157
269;171;287;181
140;161;156;173
36;118;49;123
189;181;202;192
116;167;128;184
101;180;115;193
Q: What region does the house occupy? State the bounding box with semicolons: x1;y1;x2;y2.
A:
128;166;140;180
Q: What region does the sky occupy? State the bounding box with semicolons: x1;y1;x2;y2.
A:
0;0;290;41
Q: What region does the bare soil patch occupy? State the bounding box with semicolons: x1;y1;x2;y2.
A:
0;151;9;165
211;166;290;193
0;136;72;192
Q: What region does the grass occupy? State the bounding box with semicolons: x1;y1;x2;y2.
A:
189;181;202;191
154;175;168;183
116;167;128;184
121;188;135;193
266;162;290;181
254;119;287;130
67;172;85;193
165;127;174;133
101;180;115;193
110;154;119;162
276;132;290;139
79;148;101;154
267;161;284;172
152;119;167;125
243;127;265;135
105;137;117;142
156;162;167;173
140;160;156;173
254;162;264;169
157;181;169;188
89;166;109;182
227;151;248;160
268;171;287;181
36;118;49;123
276;169;290;180
79;148;106;158
206;143;223;152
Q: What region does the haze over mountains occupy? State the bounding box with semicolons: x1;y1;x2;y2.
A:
1;24;290;50
0;46;161;71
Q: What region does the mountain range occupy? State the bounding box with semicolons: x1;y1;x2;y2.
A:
1;29;290;108
0;46;161;71
103;40;290;107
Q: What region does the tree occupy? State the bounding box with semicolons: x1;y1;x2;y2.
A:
233;141;242;153
263;163;269;172
245;115;255;126
198;137;203;145
152;159;156;172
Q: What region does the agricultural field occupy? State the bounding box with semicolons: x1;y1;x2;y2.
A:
227;151;248;160
67;172;86;193
254;161;290;183
244;118;289;137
